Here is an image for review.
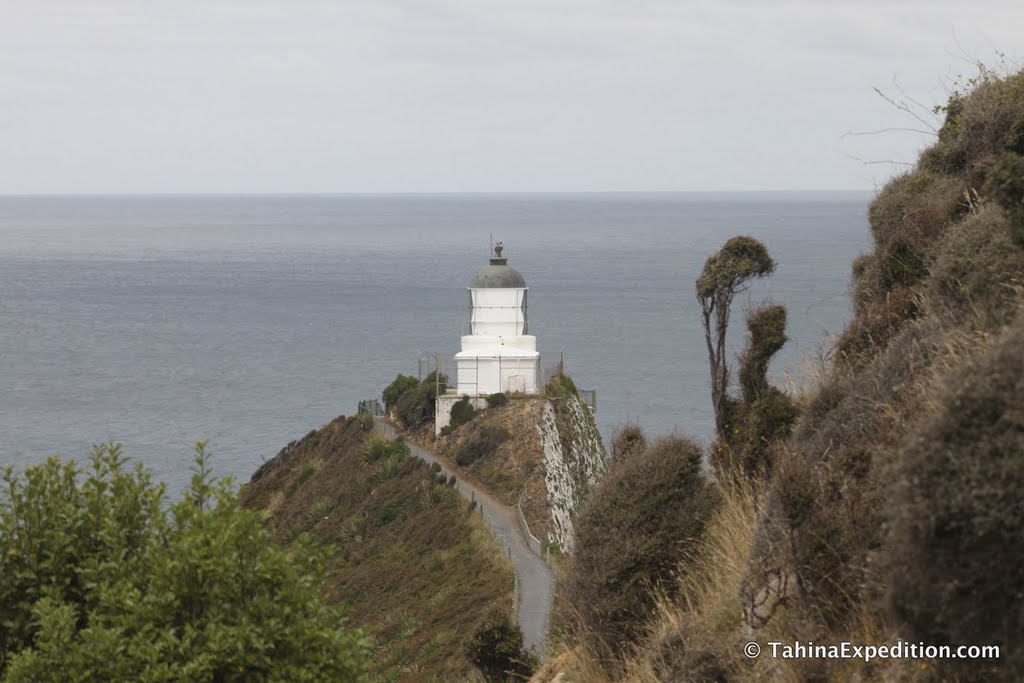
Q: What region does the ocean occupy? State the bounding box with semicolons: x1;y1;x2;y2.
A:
1;193;871;492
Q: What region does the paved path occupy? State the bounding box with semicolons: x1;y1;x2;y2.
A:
375;419;553;659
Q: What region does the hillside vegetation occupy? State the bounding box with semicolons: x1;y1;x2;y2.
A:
541;66;1024;682
388;374;607;553
0;443;366;682
240;416;515;682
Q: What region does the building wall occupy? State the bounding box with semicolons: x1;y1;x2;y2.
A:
456;356;538;396
434;394;489;435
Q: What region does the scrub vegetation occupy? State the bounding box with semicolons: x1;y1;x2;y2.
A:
542;65;1024;682
0;443;366;682
241;415;515;682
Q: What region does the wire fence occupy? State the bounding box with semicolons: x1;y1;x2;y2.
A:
516;503;559;577
356;398;385;416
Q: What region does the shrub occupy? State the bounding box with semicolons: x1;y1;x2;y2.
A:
919;69;1024;175
544;373;578;398
611;422;646;462
448;396;477;430
289;463;318;493
984;151;1024;243
878;238;929;289
379;450;408;479
362;435;409;467
394;372;448;428
885;313;1024;680
382;374;419;411
720;388;799;479
374;500;403;525
927;205;1024;329
566;435;720;657
464;609;536;682
447;475;457;487
0;443;367;680
486;392;509;408
867;171;964;249
361;433;391;462
456;426;511;467
738;305;788;402
357;411;375;432
834;287;921;367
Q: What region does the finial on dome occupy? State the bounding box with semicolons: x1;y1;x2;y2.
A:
489;241;508;266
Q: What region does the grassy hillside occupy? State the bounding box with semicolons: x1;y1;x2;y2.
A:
401;377;606;551
240;415;514;682
541;66;1024;682
426;396;553;539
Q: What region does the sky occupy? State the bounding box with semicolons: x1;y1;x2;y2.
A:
1;1;1022;194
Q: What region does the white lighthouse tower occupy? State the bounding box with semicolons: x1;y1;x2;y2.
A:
435;243;540;433
456;242;539;394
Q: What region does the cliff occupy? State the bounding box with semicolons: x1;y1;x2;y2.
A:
409;377;608;553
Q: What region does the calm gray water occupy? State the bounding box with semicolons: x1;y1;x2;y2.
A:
1;193;870;491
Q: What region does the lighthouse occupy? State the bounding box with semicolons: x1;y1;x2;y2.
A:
435;243;540;433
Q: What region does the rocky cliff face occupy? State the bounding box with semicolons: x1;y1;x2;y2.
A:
536;394;607;553
421;385;608;554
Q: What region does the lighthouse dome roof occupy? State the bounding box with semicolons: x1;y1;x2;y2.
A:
470;256;527;289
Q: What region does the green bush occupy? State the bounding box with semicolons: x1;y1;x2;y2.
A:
448;396;477;430
456;426;511;467
464;609;536;682
382;374;419;411
566;435;719;658
379;448;409;479
357;411;375;432
361;433;391;462
544;373;578;398
362;434;408;466
0;443;366;680
394;372;448;428
486;392;509;408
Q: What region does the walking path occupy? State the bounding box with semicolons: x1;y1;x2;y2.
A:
375;419;553;659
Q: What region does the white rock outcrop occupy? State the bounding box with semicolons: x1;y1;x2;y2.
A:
536;394;607;553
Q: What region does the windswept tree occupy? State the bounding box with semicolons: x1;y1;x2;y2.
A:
696;236;776;439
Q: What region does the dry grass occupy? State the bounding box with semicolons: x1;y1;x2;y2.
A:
623;478;790;682
412;397;555;542
540;479;802;682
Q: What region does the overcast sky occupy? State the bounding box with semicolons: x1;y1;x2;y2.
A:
1;1;1021;194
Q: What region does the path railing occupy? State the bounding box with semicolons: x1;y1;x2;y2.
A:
516;502;559;576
